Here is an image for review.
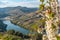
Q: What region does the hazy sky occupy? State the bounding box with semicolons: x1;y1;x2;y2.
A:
0;0;60;8
0;0;40;8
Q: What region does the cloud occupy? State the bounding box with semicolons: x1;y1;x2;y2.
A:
0;0;60;8
0;0;40;8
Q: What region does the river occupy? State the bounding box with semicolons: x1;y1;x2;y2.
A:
3;20;30;34
3;20;60;35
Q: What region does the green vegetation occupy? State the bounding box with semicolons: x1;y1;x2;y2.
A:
7;30;15;35
0;33;22;40
11;18;45;32
0;30;31;40
2;0;59;40
7;30;31;39
0;29;43;40
2;35;22;40
57;36;60;40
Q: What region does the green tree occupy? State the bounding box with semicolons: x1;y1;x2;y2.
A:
7;30;15;35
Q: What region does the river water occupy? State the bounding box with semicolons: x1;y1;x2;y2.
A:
3;20;60;35
3;20;30;34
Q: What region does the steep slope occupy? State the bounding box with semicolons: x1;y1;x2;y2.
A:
11;11;45;32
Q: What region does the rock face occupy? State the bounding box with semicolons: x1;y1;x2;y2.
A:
0;20;7;32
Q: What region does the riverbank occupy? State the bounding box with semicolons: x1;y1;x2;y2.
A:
3;20;31;35
11;20;39;33
11;19;40;33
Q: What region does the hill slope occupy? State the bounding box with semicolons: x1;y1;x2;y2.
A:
0;6;38;18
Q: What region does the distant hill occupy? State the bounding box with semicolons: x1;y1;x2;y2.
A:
0;6;38;18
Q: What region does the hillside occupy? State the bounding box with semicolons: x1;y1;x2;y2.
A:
0;6;38;18
10;6;60;33
0;20;7;32
10;10;45;33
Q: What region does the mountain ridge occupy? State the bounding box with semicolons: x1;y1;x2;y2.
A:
0;6;38;18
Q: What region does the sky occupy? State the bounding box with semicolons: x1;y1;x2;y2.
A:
0;0;40;8
0;0;60;8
